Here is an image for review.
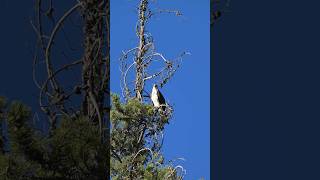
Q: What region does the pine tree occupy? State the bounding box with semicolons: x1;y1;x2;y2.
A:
0;0;110;179
0;0;189;179
110;0;188;179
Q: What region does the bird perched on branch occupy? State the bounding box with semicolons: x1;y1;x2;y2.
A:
151;84;166;111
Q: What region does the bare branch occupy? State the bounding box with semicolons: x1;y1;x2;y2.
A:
45;2;82;91
39;60;83;114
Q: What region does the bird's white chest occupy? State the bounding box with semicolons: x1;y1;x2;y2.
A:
151;88;160;107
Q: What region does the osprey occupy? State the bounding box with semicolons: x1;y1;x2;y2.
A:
151;84;166;111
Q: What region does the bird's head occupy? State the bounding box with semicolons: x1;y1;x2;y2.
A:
153;84;158;89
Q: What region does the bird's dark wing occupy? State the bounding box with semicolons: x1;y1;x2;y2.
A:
157;89;165;105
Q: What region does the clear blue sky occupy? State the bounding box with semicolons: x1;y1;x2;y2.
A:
111;0;210;179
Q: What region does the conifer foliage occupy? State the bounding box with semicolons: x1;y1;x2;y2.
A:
0;97;109;179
